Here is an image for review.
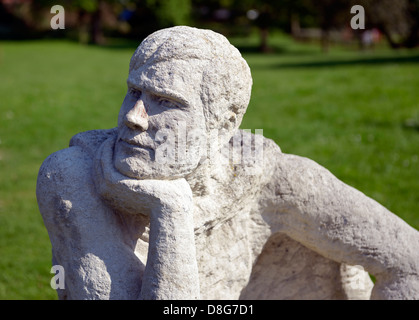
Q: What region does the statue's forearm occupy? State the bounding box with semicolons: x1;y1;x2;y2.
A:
272;154;419;299
139;202;200;300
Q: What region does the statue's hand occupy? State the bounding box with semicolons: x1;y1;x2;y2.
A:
93;137;199;299
125;177;194;216
137;177;199;300
96;173;193;217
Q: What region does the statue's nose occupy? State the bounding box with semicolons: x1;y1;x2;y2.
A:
124;99;149;131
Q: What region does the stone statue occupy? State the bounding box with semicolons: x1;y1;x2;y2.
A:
36;26;419;300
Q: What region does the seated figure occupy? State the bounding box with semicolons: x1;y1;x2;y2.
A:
37;26;419;300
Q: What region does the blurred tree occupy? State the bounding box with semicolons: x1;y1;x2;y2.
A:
145;0;191;26
233;0;419;51
308;0;351;52
125;0;191;40
0;2;31;39
1;0;110;43
70;0;106;44
220;0;286;52
223;0;348;52
195;0;348;52
246;0;279;52
405;0;419;48
356;0;419;48
4;0;417;49
355;0;410;48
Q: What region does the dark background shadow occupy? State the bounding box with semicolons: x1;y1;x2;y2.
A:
273;54;419;69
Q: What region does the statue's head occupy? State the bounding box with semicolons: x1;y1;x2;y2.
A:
114;26;253;180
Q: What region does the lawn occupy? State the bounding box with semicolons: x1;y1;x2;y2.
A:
0;34;418;299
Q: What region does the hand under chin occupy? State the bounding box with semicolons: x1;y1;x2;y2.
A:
95;136;194;216
114;152;199;181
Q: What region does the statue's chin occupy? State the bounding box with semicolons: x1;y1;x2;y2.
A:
113;138;202;180
113;153;199;181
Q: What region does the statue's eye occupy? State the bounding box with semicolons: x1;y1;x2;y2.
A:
129;88;142;99
159;98;180;109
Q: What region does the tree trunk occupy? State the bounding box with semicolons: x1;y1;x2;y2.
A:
89;3;104;45
259;28;270;53
321;29;330;53
378;24;402;49
291;14;301;38
404;22;419;48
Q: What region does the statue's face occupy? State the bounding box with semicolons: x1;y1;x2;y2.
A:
113;61;207;180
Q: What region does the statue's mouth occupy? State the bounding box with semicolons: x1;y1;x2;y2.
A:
119;137;154;151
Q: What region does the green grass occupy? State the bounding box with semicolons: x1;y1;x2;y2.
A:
1;35;418;299
0;40;130;299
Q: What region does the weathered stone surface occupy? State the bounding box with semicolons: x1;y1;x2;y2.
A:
37;26;419;300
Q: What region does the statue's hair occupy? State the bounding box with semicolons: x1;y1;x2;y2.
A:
129;26;252;136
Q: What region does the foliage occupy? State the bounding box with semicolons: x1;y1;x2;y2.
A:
2;0;419;48
71;0;101;13
145;0;191;27
354;0;408;45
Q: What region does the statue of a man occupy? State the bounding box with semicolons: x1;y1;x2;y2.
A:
37;26;419;300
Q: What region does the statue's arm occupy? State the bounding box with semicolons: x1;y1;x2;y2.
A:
37;146;145;299
92;137;201;299
139;179;200;299
36;146;102;299
266;152;419;299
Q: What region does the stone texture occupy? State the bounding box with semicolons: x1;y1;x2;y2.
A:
37;26;419;300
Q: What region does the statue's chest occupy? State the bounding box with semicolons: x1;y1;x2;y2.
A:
194;214;253;299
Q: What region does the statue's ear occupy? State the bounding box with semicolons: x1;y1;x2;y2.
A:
229;111;237;125
222;111;237;132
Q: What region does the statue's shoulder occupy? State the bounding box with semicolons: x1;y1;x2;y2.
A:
38;128;117;177
69;128;117;157
235;129;282;172
37;128;117;203
237;129;281;155
224;130;282;188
